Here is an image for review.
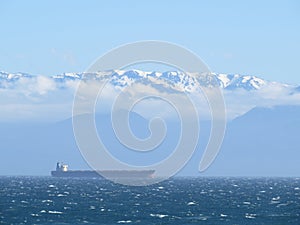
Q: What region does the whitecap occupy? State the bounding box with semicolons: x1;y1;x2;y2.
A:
117;220;132;223
68;202;78;205
245;213;256;219
57;194;66;197
150;213;168;218
48;211;63;214
272;196;280;201
243;201;251;205
187;201;196;206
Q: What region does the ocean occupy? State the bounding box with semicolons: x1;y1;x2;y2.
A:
0;177;299;224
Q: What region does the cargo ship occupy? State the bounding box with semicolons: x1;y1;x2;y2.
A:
51;162;155;179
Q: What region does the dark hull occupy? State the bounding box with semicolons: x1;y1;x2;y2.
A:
51;170;155;178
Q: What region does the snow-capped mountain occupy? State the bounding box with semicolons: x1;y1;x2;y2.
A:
0;71;32;81
216;73;266;90
0;70;292;92
0;71;32;89
0;69;299;123
51;70;270;91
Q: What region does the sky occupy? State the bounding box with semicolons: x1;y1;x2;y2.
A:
0;1;300;176
0;0;300;84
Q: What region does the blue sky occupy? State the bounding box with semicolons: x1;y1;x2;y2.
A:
0;0;299;83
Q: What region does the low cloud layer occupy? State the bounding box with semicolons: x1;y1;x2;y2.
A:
0;72;299;122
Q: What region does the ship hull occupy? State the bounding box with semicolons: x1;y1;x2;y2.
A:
51;170;155;178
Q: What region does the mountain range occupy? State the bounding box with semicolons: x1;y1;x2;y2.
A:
1;70;298;92
0;105;299;176
0;69;300;176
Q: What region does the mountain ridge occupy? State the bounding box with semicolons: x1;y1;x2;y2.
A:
0;69;295;92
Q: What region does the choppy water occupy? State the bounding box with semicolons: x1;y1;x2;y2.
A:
0;177;299;224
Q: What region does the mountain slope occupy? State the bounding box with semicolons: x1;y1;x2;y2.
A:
204;105;300;176
0;105;299;176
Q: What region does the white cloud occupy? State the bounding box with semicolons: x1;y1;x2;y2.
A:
35;76;57;95
0;75;299;122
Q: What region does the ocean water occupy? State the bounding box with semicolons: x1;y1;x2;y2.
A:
0;177;299;224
